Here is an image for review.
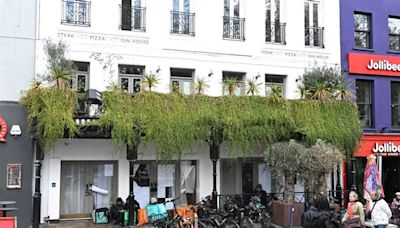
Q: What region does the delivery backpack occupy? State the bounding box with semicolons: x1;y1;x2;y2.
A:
92;207;109;224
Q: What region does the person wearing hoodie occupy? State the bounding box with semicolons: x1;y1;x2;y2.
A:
368;191;392;228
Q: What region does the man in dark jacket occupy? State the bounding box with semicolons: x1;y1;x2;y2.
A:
110;197;125;225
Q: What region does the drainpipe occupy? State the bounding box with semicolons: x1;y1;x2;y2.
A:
32;139;43;228
127;143;138;227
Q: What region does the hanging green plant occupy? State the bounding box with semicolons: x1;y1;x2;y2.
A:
20;40;78;150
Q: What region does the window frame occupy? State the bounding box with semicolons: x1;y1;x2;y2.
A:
118;65;145;94
222;72;245;96
391;81;400;127
265;74;285;98
71;62;90;93
354;12;372;49
389;16;400;51
61;0;91;27
170;68;194;95
356;80;373;128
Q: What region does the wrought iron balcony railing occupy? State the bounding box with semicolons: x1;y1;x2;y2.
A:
266;22;286;44
305;26;324;48
223;16;245;41
170;11;195;36
120;5;146;32
61;0;91;26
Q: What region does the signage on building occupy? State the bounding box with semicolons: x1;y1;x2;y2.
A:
10;125;22;137
0;116;7;142
348;53;400;77
355;134;400;157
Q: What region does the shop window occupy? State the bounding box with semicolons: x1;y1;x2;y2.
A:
119;65;145;94
71;62;89;93
170;68;194;95
356;80;373;128
389;17;400;51
265;74;285;98
391;82;400;127
223;71;245;96
354;12;371;49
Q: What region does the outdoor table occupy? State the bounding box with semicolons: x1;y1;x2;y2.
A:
0;201;16;217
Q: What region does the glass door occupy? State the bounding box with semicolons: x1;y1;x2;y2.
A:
60;161;118;218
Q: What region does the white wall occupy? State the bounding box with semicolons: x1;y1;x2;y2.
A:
36;0;341;98
0;0;36;101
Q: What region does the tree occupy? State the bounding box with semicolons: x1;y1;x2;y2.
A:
298;65;354;101
246;77;262;96
193;77;209;95
142;72;160;91
223;78;238;96
264;140;310;204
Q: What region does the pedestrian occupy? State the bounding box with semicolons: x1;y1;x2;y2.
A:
341;191;365;228
368;190;392;228
390;192;400;225
254;184;268;206
110;197;125;225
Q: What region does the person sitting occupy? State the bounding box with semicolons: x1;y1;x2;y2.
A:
110;197;125;225
303;196;339;228
254;184;268;207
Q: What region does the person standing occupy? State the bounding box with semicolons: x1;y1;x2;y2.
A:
390;192;400;225
341;191;365;228
368;191;392;228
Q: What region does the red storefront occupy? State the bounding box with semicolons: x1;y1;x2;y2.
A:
353;134;400;199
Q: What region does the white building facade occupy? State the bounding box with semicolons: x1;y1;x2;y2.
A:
35;0;341;221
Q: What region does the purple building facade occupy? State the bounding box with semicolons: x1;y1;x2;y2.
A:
341;0;400;198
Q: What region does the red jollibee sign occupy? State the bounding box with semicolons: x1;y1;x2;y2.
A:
0;116;7;142
355;134;400;157
348;53;400;77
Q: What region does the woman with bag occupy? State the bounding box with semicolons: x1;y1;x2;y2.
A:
341;191;365;228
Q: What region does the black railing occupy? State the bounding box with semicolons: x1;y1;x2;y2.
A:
120;6;146;31
223;16;245;41
305;26;324;48
266;22;286;44
61;0;91;26
170;11;195;36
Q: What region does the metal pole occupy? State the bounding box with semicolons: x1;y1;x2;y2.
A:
32;139;43;228
128;160;135;227
351;158;357;191
335;164;342;206
212;159;218;209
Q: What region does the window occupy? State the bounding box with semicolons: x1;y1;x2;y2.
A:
265;75;285;97
356;80;373;128
389;17;400;51
71;62;89;92
391;82;400;127
119;65;145;94
304;1;323;48
265;0;285;44
62;0;91;26
223;72;245;96
223;0;245;40
171;0;195;35
120;0;146;31
170;68;194;95
354;13;371;49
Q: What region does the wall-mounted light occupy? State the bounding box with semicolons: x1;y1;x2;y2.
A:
156;66;161;73
255;73;261;80
208;70;213;77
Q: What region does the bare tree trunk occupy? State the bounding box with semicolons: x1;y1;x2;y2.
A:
316;172;328;197
284;173;295;204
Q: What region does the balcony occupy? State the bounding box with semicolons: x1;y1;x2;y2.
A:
266;22;286;44
170;11;195;36
305;26;324;48
223;16;245;41
120;6;146;31
61;0;91;26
